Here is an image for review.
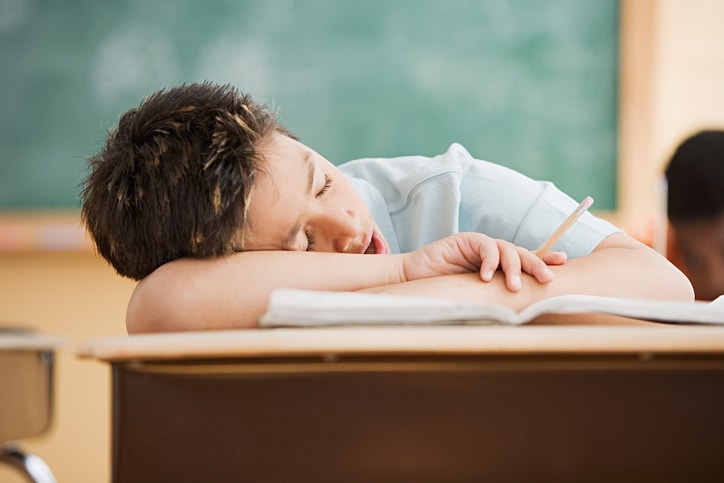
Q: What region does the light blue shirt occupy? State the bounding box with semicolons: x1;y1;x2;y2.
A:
339;143;620;257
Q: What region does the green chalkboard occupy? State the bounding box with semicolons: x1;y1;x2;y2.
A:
0;0;619;210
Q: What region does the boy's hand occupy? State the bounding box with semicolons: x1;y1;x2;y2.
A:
401;232;566;292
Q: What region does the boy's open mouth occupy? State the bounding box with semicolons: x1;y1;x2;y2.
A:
363;230;387;255
364;238;376;254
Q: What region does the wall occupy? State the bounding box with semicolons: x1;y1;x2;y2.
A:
2;1;724;481
617;0;724;236
653;0;724;165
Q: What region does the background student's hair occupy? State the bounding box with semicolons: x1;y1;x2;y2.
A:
665;129;724;222
664;129;724;301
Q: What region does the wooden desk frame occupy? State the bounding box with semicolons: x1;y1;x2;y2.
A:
80;326;724;482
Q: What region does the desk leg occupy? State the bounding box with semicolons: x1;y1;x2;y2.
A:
0;443;57;483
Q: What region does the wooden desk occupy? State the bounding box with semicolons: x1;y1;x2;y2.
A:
78;325;724;482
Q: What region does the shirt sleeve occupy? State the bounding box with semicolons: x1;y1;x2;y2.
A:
341;143;621;258
455;145;621;258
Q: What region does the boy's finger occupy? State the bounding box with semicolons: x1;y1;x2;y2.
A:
497;241;522;291
541;251;567;266
520;248;555;283
476;236;500;281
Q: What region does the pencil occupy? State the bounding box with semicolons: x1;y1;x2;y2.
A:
535;196;594;258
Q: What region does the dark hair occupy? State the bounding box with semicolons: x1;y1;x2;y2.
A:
665;130;724;223
81;82;281;280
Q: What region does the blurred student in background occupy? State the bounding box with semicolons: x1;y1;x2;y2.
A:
665;130;724;301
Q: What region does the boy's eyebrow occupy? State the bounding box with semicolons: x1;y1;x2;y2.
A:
282;152;315;250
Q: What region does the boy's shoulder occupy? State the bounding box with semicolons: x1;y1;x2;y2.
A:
339;143;473;182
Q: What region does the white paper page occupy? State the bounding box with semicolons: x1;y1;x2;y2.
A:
259;289;520;327
517;294;724;324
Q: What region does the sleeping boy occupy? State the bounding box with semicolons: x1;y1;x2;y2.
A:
81;82;693;332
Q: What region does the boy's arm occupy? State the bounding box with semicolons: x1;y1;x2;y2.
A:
364;233;694;310
127;251;405;333
126;233;559;333
127;232;692;333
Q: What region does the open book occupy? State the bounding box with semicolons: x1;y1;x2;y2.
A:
259;289;724;327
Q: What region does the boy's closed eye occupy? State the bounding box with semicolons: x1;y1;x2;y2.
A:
305;230;316;251
305;175;333;251
317;174;332;197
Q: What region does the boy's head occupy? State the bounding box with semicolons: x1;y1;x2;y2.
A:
81;82;281;280
665;129;724;300
82;82;387;281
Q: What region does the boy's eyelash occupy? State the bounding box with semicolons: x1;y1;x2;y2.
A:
305;230;315;251
305;175;331;250
317;175;332;197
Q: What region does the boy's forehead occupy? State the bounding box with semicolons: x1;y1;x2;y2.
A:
262;134;316;186
242;134;314;249
266;131;308;156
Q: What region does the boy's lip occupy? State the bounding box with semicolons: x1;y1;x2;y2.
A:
362;231;374;254
362;230;387;255
374;230;388;254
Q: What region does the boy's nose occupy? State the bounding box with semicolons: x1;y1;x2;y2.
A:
313;208;360;252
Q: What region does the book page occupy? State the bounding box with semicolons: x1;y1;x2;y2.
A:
259;290;724;328
517;294;724;324
259;289;520;327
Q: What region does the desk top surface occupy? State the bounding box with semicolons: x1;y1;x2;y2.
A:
77;324;724;362
0;328;67;351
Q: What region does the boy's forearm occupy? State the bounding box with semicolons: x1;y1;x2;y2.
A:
125;232;545;333
364;233;694;310
556;232;693;301
127;250;408;333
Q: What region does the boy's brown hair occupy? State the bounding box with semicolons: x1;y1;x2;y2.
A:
81;82;280;280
